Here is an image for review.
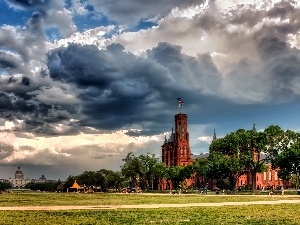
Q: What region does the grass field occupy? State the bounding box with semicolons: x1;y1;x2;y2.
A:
1;192;300;206
1;204;300;224
1;193;300;224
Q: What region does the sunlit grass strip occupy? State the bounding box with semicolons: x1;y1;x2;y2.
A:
1;193;300;207
0;204;300;225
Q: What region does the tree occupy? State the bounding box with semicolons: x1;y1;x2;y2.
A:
63;175;76;192
209;130;250;191
121;152;144;190
207;152;246;191
209;126;291;192
25;181;58;192
105;171;124;191
96;169;120;191
153;162;167;192
56;179;64;192
0;181;12;190
248;126;298;192
193;158;209;178
138;153;161;190
192;158;210;189
77;171;97;188
274;141;300;189
164;166;192;191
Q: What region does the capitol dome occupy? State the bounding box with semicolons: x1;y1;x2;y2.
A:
15;166;24;179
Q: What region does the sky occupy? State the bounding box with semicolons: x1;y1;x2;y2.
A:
1;0;300;180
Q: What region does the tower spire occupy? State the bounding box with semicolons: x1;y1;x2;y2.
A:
212;129;217;143
253;123;256;132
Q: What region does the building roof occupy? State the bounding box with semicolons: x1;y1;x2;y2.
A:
15;166;24;179
39;175;46;180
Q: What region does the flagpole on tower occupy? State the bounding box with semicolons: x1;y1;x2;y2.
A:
177;98;184;114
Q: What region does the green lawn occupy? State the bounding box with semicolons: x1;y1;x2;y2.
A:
1;192;300;206
0;204;300;225
1;193;300;224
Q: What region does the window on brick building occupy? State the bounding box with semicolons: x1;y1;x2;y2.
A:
263;172;267;180
269;171;272;181
274;172;278;180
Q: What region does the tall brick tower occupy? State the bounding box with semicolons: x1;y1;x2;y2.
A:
162;98;191;167
174;113;191;166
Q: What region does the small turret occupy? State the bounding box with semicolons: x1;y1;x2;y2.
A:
253;123;256;132
169;127;174;142
212;130;217;143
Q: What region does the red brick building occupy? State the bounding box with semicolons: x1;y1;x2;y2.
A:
162;113;192;167
238;164;290;190
161;112;288;190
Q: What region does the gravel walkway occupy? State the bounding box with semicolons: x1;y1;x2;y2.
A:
1;199;300;210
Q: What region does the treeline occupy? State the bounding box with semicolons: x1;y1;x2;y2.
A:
63;153;166;192
206;125;300;191
25;180;64;192
24;125;300;192
0;181;12;190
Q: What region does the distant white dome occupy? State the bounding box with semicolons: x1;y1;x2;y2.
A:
15;167;24;179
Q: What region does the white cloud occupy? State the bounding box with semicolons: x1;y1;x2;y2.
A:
0;128;162;171
197;136;212;143
54;26;115;49
0;121;14;131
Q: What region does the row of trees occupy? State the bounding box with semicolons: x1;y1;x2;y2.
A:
25;180;63;192
199;125;300;191
0;181;12;190
24;125;300;193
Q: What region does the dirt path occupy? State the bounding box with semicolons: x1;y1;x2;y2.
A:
1;199;300;210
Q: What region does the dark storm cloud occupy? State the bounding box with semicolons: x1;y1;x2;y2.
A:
21;77;30;86
3;0;300;138
88;0;206;26
48;44;160;129
147;42;222;95
0;92;14;111
47;41;223;134
5;0;49;9
0;79;79;135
